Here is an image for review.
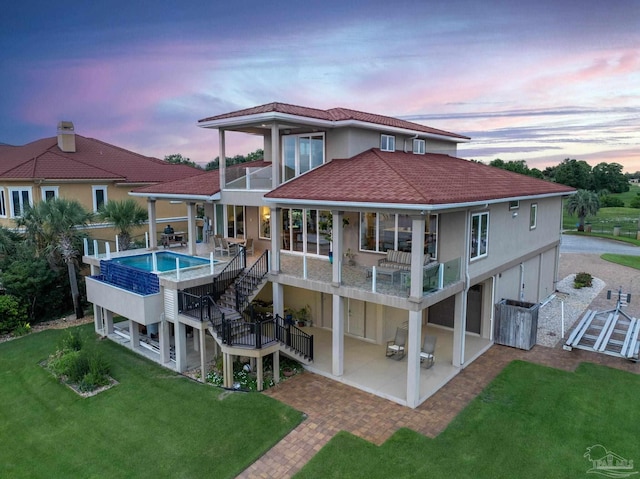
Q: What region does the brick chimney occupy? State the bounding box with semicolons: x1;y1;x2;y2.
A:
57;121;76;152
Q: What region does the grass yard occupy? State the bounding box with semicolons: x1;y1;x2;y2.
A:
601;253;640;270
296;361;640;478
0;324;303;478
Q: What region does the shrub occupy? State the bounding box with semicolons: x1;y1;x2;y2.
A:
0;295;28;334
600;196;625;207
630;196;640;209
574;272;593;289
61;329;83;352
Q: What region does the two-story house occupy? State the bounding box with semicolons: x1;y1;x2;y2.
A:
86;103;574;409
0;121;203;244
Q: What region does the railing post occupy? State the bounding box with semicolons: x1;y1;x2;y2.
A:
309;335;314;360
256;320;262;349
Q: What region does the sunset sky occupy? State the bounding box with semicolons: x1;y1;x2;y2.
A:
1;0;639;171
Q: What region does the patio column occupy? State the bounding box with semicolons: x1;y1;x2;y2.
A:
410;216;426;299
199;327;207;384
160;320;171;364
331;210;344;285
452;291;467;367
272;282;284;319
129;320;140;351
406;310;422;408
104;310;114;335
219;129;226;189
256;356;264;392
187;201;197;255
93;305;103;335
271;124;280;188
148;198;158;250
175;321;187;373
270;207;281;274
332;294;345;376
273;351;280;384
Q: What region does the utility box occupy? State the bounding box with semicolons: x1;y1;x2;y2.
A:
494;299;539;350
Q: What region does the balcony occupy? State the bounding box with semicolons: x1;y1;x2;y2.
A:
278;254;461;300
225;165;272;190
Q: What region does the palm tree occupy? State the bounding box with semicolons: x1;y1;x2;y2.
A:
565;189;600;231
16;198;93;319
97;199;148;251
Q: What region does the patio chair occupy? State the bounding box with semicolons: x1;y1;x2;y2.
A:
420;334;437;369
221;238;237;256
244;237;254;256
386;327;407;360
213;236;225;256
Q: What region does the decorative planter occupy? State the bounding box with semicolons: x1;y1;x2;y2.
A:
494;299;539;350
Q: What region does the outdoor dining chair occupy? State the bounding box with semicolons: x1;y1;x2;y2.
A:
420;334;437;369
386;327;407;360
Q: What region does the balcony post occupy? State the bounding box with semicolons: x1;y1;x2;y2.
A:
147;198;158;250
410;215;426;299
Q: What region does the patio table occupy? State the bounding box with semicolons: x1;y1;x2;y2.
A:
366;266;400;284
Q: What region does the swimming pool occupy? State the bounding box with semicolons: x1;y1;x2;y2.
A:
111;251;215;272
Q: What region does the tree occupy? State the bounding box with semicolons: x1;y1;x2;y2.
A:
489;159;543;179
553;159;592;189
565;189;600;231
590;162;629;193
16;198;92;319
164;154;202;169
204;149;265;170
98;199;148;251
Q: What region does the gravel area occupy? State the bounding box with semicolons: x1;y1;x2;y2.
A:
536;274;605;347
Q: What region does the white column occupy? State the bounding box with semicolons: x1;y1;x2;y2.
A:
452;291;467;367
187;202;197;255
406;310;422;408
331;210;344;286
272;282;284;319
93;305;103;335
410;216;426;298
256;356;264;392
175;322;187;372
104;310;114;335
129;320;140;351
199;327;206;384
271;124;280;188
148;198;158;250
219;129;226;188
160;320;171;364
273;351;280;384
270;207;281;273
332;294;345;376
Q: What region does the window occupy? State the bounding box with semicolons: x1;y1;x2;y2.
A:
360;212;438;254
92;185;108;212
413;139;425;154
259;206;271;239
282;133;325;181
509;200;519;210
470;212;489;260
41;186;59;201
226;205;245;237
280;208;331;255
530;203;538;230
8;187;32;218
0;189;6;217
380;134;395;152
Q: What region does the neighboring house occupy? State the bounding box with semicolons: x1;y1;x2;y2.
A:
84;103;575;409
0;121;203;244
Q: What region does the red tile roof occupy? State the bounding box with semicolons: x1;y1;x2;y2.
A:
0;135;202;183
198;102;468;140
265;149;574;206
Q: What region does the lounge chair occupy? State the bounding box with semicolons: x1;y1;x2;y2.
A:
420;334;437;368
386;327;407;360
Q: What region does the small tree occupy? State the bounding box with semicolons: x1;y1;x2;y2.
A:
565;190;600;231
98;199;148;251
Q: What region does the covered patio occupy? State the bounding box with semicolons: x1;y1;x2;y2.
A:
297;325;492;407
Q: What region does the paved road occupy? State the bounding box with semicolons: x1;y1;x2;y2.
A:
560;233;640;255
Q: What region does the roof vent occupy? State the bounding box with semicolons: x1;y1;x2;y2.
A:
57;121;76;153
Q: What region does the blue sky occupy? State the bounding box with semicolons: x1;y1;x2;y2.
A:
1;0;639;170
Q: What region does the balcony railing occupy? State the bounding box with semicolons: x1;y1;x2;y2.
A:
225;165;272;190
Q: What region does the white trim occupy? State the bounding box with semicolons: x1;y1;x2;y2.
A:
40;185;59;201
92;185;108;212
264;191;572;211
128;191;221;201
197;111;470;143
0;188;6;218
530;203;538;230
470;211;489;261
380;134;396;152
7;186;33;218
413;139;426;155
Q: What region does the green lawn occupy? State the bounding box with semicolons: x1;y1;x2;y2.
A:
296;361;640;478
601;253;640;270
0;324;303;478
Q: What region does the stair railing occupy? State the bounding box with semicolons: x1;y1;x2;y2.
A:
274;314;314;361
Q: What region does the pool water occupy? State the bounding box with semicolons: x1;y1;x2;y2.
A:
112;251;214;272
